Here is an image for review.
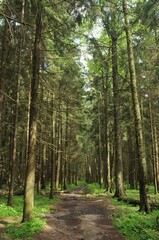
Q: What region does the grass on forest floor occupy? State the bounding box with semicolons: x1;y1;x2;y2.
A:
126;186;159;204
112;198;159;240
0;195;59;240
111;188;159;240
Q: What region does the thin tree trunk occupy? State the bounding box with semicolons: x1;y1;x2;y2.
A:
7;0;26;206
102;68;108;189
25;65;31;174
56;98;62;191
41;143;47;189
98;100;102;187
127;127;136;189
59;110;63;189
50;94;55;198
107;133;111;192
0;10;10;187
22;2;42;222
110;0;124;198
63;105;69;190
103;49;111;191
149;97;159;194
153;125;159;191
123;0;150;213
37;147;42;195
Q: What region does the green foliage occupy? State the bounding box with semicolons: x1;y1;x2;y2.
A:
67;181;106;196
0;196;23;217
67;183;78;190
0;195;59;239
77;180;87;187
124;187;159;204
0;195;59;218
125;189;140;200
87;183;106;196
34;195;59;216
7;218;45;240
112;197;159;240
0;203;19;217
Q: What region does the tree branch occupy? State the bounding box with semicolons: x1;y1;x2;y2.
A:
0;12;33;27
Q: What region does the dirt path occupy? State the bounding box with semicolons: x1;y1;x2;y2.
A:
34;191;125;240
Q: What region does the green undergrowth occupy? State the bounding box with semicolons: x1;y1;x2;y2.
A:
112;189;159;240
0;195;59;240
0;196;23;217
67;183;79;190
121;188;159;206
87;183;106;196
67;181;106;196
6;218;45;240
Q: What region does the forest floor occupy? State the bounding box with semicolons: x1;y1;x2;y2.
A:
33;188;126;240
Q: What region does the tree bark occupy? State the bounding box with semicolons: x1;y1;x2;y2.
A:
110;0;125;198
22;1;42;222
50;94;55;198
97;100;102;187
55;98;62;191
0;6;10;187
63;105;69;190
7;0;26;206
123;0;150;213
149;96;159;194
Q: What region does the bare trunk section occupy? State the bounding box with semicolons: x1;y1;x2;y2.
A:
22;2;42;222
123;0;150;213
149;96;159;194
25;61;31;174
107;132;111;192
127;126;136;189
63;105;69;190
50;94;55;198
110;0;124;198
55;98;62;191
37;146;42;195
7;0;26;206
98;100;102;187
41;143;47;189
0;9;10;187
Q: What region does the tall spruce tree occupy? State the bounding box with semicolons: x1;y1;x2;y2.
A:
22;0;43;222
123;0;150;213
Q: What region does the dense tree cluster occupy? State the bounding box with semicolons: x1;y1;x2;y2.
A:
0;0;158;220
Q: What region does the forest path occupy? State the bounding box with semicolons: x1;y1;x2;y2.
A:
34;189;126;240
